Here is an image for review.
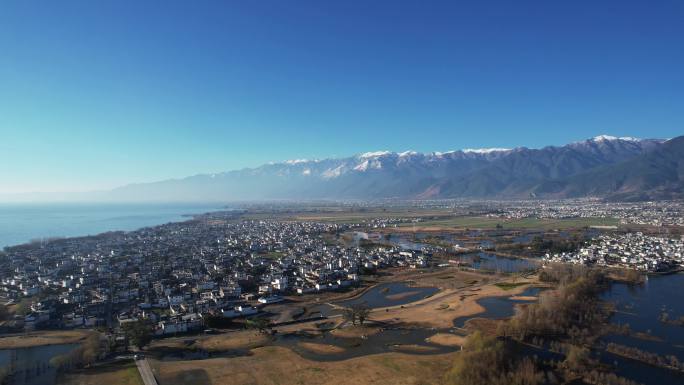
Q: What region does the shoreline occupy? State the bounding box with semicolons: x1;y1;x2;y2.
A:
0;204;233;249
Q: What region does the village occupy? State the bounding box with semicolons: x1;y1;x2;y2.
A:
543;232;684;272
0;212;430;338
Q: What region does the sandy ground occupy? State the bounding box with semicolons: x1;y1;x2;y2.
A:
385;290;422;300
150;345;455;385
509;295;538;301
329;324;383;338
0;330;95;349
426;333;466;347
297;342;347;354
389;344;442;353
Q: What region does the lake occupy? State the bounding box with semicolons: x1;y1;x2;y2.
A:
456;252;540;273
0;203;228;248
453;286;542;328
337;282;439;309
0;343;79;385
600;273;684;383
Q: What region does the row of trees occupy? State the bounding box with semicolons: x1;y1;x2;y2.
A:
606;343;684;372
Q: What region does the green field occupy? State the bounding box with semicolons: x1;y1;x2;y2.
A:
494;282;530;290
240;208;619;230
398;216;619;230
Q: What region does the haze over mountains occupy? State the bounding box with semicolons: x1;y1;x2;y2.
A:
5;135;683;202
90;134;679;202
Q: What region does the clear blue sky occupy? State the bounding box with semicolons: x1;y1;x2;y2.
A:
1;1;683;193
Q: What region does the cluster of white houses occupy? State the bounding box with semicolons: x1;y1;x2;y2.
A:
543;233;684;272
0;213;430;335
486;199;684;227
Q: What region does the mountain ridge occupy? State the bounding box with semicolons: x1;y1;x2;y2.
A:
99;135;674;202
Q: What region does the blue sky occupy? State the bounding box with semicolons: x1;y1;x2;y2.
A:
1;1;683;193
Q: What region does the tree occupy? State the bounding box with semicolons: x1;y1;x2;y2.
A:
0;304;8;321
356;304;370;325
122;319;153;350
343;303;371;326
343;307;357;326
245;317;271;334
564;345;590;373
14;298;31;316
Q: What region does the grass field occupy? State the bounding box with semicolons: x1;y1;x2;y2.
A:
0;330;94;349
258;251;287;259
494;282;529;291
150;345;454;385
397;216;619;230
240;208;619;231
58;360;144;385
244;208;455;223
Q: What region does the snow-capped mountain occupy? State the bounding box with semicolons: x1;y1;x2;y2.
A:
102;135;677;201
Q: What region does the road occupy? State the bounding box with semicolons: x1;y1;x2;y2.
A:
135;358;159;385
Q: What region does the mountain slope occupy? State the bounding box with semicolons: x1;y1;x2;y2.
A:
534;136;684;200
101;135;675;201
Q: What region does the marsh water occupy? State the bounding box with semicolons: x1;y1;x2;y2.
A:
337;282;439;309
455;252;539;273
599;273;684;383
0;343;79;385
453;286;542;328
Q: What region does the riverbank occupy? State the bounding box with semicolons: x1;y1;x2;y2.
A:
0;330;94;350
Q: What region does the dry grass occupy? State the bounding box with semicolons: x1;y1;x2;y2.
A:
426;333;466;347
152;329;272;353
329;325;382;339
0;330;94;349
58;360;144;385
151;345;455;385
297;342;346;354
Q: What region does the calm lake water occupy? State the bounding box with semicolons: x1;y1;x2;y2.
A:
453;286;542;328
337;282;439;309
600;273;684;384
457;252;540;273
0;343;79;385
0;203;227;248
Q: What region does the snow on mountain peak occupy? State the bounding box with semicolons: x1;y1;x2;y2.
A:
398;150;418;157
591;135;641;142
358;151;391;159
354;159;383;171
284;159;309;164
462;148;511;154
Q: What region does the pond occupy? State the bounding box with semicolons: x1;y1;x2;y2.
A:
455;252;539;273
337;282;439;309
0;343;79;385
387;234;430;251
452;286;542;328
